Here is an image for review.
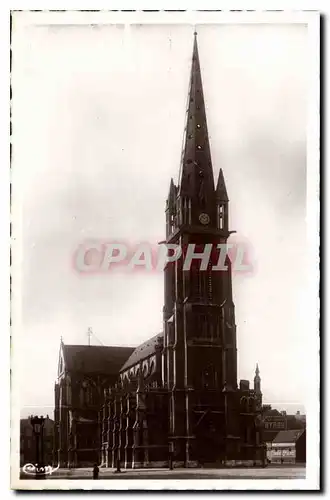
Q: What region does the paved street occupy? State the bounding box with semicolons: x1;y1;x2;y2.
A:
24;466;305;481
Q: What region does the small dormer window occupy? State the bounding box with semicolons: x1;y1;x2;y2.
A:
197;124;201;128
197;145;202;150
188;134;193;139
217;204;225;230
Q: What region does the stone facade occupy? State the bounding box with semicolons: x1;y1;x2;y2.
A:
53;345;134;467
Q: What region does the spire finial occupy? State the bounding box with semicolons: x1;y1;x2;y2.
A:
254;363;261;394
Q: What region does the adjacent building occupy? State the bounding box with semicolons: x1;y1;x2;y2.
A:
262;406;306;445
268;430;306;465
20;416;54;467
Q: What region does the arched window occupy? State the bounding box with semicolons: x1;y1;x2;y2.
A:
81;380;91;405
208;317;216;340
206;260;213;302
169;212;175;232
217;204;225;229
180;197;191;225
190;262;200;300
177;197;182;225
66;382;72;405
198;260;213;303
248;397;256;413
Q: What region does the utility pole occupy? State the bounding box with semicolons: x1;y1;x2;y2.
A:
87;327;92;346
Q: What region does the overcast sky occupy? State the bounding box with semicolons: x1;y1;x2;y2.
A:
12;17;310;417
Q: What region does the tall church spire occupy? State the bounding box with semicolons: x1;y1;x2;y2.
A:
179;32;215;222
216;168;229;202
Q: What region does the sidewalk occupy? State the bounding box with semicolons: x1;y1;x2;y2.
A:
45;466;305;480
50;467;180;478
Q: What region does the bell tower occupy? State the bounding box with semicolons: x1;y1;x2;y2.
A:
163;33;238;466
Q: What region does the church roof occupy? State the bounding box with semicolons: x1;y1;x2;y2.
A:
120;333;163;372
62;344;135;375
272;429;305;444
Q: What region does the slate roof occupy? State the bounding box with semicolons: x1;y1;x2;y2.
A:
62;345;135;375
120;333;163;372
273;429;305;444
264;408;282;417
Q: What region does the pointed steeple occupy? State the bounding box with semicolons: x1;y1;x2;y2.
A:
167;178;176;209
166;177;177;237
254;363;261;394
179;32;215;221
216;168;229;202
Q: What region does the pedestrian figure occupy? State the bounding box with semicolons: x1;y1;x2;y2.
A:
169;450;173;470
93;464;99;479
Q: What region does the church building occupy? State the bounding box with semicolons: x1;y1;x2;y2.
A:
54;33;266;469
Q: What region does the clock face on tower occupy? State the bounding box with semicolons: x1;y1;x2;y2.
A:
199;213;210;225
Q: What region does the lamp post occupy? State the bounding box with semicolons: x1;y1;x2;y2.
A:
30;415;46;479
168;445;173;471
